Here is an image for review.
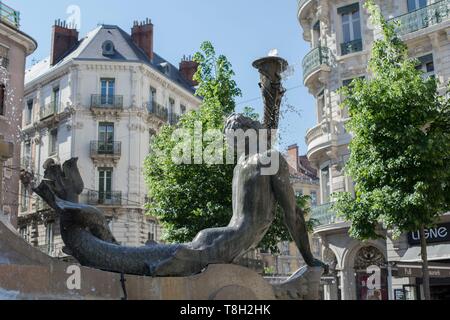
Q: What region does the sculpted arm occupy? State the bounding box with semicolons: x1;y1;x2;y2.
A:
270;154;317;266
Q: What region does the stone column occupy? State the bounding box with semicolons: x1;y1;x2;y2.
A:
340;268;356;300
0;135;14;211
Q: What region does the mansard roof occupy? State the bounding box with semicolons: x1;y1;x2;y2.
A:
25;24;195;94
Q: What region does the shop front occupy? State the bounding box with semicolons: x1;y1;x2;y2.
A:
389;221;450;300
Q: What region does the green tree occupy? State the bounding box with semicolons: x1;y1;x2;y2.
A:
334;1;450;300
145;42;314;253
242;106;260;121
144;41;240;243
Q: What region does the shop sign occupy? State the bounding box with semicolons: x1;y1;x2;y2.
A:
408;223;450;246
397;266;450;278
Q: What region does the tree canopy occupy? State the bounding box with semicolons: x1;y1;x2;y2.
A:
144;42;307;252
334;0;450;240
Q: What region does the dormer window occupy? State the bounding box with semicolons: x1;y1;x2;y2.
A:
102;40;115;56
159;62;170;75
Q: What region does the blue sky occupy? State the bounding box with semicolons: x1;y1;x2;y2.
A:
12;0;315;153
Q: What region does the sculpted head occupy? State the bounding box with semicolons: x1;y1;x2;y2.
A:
224;113;264;159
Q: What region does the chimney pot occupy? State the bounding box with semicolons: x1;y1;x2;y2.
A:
179;57;199;87
50;20;79;66
131;18;154;61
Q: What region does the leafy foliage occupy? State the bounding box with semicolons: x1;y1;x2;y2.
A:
144;42;311;251
144;42;240;243
334;0;450;240
242;106;260;121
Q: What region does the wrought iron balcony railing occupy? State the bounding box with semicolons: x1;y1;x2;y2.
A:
91;94;124;109
311;203;345;228
341;39;363;56
87;190;122;206
0;2;20;28
39;101;59;120
302;46;331;81
144;101;169;121
90;141;121;157
388;0;450;37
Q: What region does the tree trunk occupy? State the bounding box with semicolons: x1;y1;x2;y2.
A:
419;225;431;300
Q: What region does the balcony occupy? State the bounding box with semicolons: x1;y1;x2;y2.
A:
340;39;363;56
305;121;337;162
91;94;123;109
297;0;315;25
87;190;122;206
90;141;121;165
39;102;59;121
302;46;331;89
0;2;20;29
388;0;450;37
144;101;168;122
311;203;345;229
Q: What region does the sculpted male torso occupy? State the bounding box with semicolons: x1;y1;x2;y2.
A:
154;115;322;274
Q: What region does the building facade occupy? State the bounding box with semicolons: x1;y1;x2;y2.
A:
0;2;37;227
298;0;450;300
18;19;201;258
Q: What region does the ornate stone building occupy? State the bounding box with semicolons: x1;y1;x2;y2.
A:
0;1;36;227
18;20;201;258
298;0;450;300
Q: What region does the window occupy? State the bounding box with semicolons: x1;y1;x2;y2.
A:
296;190;304;197
49;129;58;155
45;222;54;254
19;227;27;241
52;87;60;113
339;3;362;55
317;90;325;123
25;99;33;125
150;86;157;103
0;83;6;116
281;242;290;256
283;263;291;275
21;187;29;212
313;20;321;47
180;104;187;115
98;123;114;154
101;79;115;105
0;44;9;69
102;40;115;56
416;54;434;78
310;191;318;207
23;141;31;168
407;0;427;12
98;168;113;204
169;98;175;113
321;166;331;204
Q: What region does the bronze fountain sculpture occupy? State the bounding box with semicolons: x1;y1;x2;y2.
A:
33;55;325;298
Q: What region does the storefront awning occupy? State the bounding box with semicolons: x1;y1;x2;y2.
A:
400;243;450;263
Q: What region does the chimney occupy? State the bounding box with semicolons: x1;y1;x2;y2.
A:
51;19;79;66
131;18;154;61
179;55;199;87
287;144;299;173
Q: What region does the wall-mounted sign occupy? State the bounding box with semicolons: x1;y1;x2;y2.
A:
396;265;450;279
408;223;450;246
